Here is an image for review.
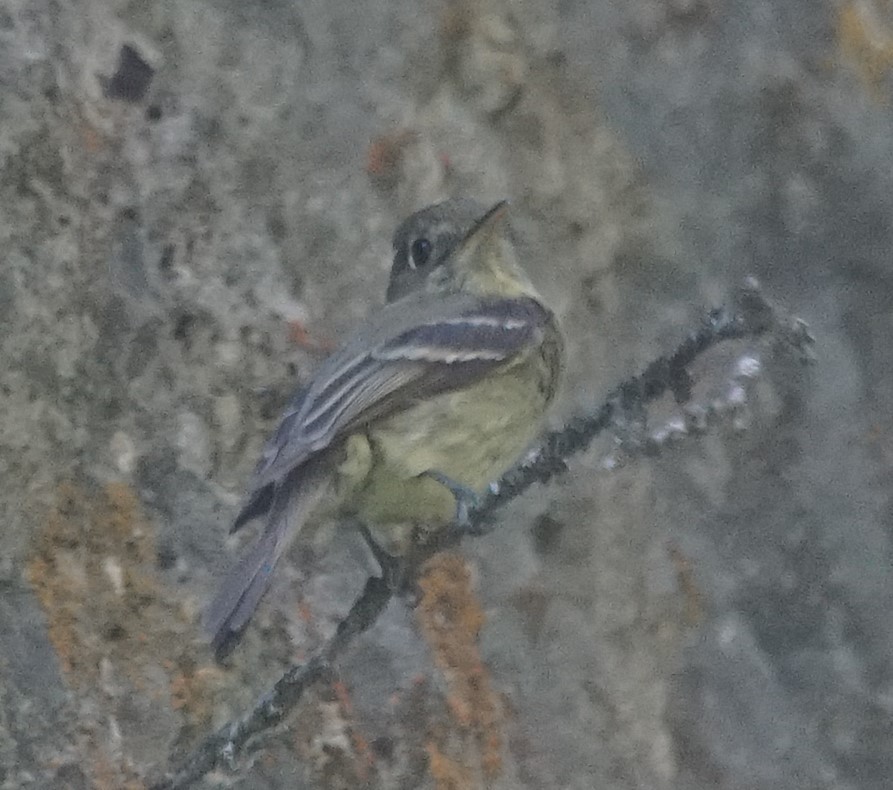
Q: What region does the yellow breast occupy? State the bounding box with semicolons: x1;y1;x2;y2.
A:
338;330;562;554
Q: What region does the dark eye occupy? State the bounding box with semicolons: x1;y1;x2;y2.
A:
410;237;432;268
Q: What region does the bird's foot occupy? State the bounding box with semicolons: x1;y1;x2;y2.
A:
358;524;406;591
419;469;482;534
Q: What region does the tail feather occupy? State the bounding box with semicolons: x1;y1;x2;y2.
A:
204;458;334;659
205;527;282;659
230;483;275;534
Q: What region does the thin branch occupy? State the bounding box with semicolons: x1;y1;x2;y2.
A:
152;576;392;790
151;277;813;789
431;276;814;546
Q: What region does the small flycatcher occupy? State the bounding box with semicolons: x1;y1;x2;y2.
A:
206;199;564;655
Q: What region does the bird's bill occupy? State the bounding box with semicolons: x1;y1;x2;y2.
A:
462;200;509;246
452;200;510;269
451;199;535;298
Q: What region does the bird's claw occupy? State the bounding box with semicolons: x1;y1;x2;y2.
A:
420;469;482;533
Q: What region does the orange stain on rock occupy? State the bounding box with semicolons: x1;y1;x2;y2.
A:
416;553;504;782
838;1;893;96
26;481;215;786
426;741;473;790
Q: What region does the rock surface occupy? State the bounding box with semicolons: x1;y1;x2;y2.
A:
1;0;891;788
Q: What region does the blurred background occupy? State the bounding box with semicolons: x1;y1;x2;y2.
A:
2;0;892;787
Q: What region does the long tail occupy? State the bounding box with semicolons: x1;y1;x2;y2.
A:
205;526;283;658
204;462;332;659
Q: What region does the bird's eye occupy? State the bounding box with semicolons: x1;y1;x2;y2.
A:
410;237;432;268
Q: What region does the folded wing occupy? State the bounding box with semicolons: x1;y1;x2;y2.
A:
241;294;552;510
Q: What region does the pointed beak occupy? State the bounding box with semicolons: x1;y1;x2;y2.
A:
452;199;528;294
462;200;509;246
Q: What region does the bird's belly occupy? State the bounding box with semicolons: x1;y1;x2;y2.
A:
342;357;552;551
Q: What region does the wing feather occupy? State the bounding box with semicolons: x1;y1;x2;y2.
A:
243;295;551;496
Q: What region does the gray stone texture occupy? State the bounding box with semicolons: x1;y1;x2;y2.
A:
1;0;891;787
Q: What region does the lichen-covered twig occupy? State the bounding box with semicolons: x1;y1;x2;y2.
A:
152;575;392;789
152;278;814;789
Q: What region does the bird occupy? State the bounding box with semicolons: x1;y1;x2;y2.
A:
205;198;564;657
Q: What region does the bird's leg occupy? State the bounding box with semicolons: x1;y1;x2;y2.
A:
357;524;406;591
418;469;482;533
